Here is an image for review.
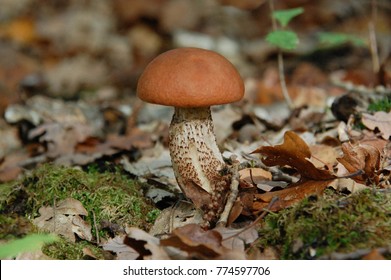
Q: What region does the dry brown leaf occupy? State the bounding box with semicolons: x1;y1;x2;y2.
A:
252;131;336;182
337;142;381;184
160;224;223;259
33;198;92;242
101;235;139;260
309;144;339;169
149;201;203;236
362;249;386;260
214;227;258;252
362;112;391;140
55;198;89;216
125;227;171;260
330;178;369;193
253;180;332;212
239;168;272;186
250;131;336;212
29;122;93;158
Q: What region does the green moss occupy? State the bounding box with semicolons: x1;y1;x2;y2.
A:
0;214;33;240
42;238;106;260
0;164;159;259
258;189;391;259
1;164;157;236
368;97;391;112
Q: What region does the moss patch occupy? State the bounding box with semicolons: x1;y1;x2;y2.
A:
42;238;107;260
258;189;391;259
0;164;159;254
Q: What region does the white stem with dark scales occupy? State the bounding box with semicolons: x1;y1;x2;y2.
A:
168;107;229;225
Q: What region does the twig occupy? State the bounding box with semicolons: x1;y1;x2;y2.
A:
330;75;391;95
319;246;391;260
268;0;294;109
126;98;144;135
217;161;240;227
222;196;279;242
368;0;380;73
92;210;100;244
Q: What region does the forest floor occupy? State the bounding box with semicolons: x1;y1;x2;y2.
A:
0;0;390;260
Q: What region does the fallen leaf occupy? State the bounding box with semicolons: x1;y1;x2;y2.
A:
253;180;332;212
125;227;171;260
362;249;386;260
239;168;272;186
251;131;336;212
309;144;339;169
33;198;92;242
362;112;391;140
101;235;139;260
29;122;93;158
149;201;203;236
55;198;89;216
252;131;336;182
330;178;369;193
160;224;225;259
337;142;381;184
214;227;258;252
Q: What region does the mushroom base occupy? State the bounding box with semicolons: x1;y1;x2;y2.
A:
169;107;231;227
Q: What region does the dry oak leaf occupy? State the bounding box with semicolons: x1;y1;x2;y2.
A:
337;142;381;184
362;111;391;140
251;131;336;212
33;198;92;242
160;224;245;259
252;131;336;181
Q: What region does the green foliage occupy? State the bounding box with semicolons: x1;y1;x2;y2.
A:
318;32;365;48
368;97;391;112
266;7;303;50
266;30;299;50
258;189;391;259
272;7;304;27
146;209;161;223
0;234;58;259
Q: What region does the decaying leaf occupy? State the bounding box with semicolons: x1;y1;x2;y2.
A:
160;224;223;259
125;227;170;260
239;168;272;187
214;226;258;252
149;201;203;236
337;142;381;184
251;131;336;212
122;224;247;260
101;235;139;260
160;224;246;259
252;131;336;182
253;180;332;212
362;112;391;140
330;178;369;193
33;198;92;242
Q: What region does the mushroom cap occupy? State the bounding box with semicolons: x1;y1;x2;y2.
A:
137;47;244;107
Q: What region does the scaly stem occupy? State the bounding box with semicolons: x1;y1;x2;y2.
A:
168;107;230;226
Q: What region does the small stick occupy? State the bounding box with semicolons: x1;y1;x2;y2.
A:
368;0;380;73
222;196;279;242
216;161;240;227
268;0;293;109
92;210;100;244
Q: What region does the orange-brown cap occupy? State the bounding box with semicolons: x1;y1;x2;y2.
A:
137;47;244;108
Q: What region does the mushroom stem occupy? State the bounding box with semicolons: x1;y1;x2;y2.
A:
169;107;230;224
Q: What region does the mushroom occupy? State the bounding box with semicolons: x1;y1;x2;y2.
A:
137;47;244;227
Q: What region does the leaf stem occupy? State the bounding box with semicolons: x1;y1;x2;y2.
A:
268;0;294;109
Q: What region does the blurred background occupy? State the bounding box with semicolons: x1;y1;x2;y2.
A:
0;0;390;113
